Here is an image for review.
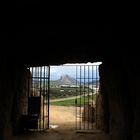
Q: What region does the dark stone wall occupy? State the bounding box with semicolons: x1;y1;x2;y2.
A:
0;60;29;140
98;58;137;140
96;87;109;132
126;58;140;140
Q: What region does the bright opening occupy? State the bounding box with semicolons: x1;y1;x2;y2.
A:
49;62;102;130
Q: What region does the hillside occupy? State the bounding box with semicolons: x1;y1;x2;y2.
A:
50;74;80;86
32;74;99;88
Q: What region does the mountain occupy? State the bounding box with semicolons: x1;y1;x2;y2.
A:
50;74;80;86
33;74;99;87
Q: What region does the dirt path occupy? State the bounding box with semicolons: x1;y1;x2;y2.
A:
50;105;76;126
13;105;110;140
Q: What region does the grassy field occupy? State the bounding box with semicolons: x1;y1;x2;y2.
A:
50;95;96;106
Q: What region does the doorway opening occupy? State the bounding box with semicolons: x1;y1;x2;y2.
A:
25;62;102;132
49;62;102;132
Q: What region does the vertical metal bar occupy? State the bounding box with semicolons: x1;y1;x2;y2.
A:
35;67;37;96
40;67;42;98
40;67;42;129
27;67;31;115
42;66;46;129
92;65;94;129
43;67;45;129
45;66;48;129
48;66;50;129
35;67;41;130
88;65;90;129
95;65;98;129
75;66;78;130
36;67;42;129
42;66;44;129
84;65;86;130
32;67;33;96
79;66;82;130
42;66;45;130
38;67;39;80
44;66;46;129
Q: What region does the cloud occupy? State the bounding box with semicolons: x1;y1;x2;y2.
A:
29;62;102;80
50;66;76;80
50;62;101;80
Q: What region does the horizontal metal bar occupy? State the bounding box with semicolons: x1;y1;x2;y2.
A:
32;77;49;79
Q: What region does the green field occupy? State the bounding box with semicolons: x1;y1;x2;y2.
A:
49;87;94;99
50;95;96;106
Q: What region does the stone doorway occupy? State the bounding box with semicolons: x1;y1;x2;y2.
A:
49;63;101;132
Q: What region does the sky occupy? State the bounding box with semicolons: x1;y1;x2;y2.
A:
50;62;102;81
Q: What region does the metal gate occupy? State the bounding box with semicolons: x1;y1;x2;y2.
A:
27;66;50;131
25;64;99;131
75;65;99;131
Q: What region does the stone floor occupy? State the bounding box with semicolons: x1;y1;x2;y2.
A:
12;105;110;140
13;126;110;140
